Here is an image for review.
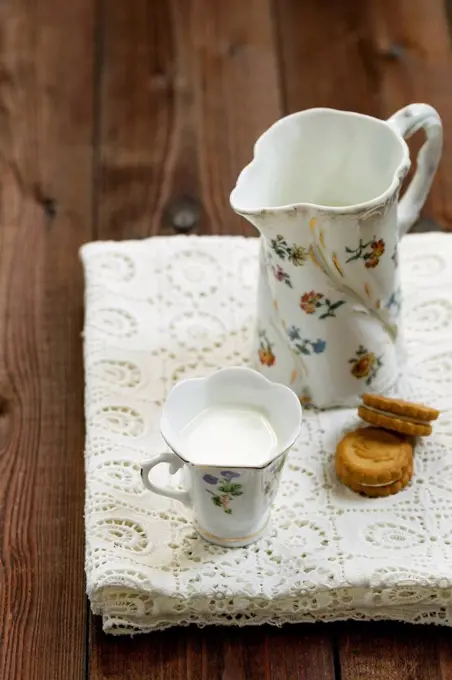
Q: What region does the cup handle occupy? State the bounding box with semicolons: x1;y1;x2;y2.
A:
387;104;442;237
141;452;192;508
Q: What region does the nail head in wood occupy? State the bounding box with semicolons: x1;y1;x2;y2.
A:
382;43;405;60
166;197;200;233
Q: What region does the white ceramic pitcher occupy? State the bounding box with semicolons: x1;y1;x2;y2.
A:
230;105;442;408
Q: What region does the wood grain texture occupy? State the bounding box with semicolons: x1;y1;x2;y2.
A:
97;0;201;239
366;0;452;228
190;0;281;235
338;623;444;680
275;0;382;116
0;0;93;678
90;618;335;680
275;0;452;229
98;0;282;239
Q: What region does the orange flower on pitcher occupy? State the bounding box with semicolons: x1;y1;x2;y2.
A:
258;330;276;366
365;239;385;269
259;347;276;366
300;291;346;318
349;345;383;386
371;239;385;258
300;291;324;314
345;236;386;269
351;352;375;379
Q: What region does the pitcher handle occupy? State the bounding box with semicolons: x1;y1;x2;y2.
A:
141;452;192;508
387;104;442;237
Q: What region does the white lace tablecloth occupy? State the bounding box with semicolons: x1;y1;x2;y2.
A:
81;232;452;635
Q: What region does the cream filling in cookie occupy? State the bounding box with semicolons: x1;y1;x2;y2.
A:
360;479;401;488
363;405;428;426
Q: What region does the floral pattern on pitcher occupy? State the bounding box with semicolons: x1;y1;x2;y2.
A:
299;388;314;408
258;330;276;366
203;471;243;515
386;287;402;317
391;245;399;267
270;235;308;266
271;263;292;288
286;326;327;356
300;291;346;318
345;237;386;268
349;345;383;385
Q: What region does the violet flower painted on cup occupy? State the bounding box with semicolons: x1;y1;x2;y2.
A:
203;471;243;514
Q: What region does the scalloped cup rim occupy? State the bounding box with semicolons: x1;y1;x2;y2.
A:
229;107;411;217
160;366;303;469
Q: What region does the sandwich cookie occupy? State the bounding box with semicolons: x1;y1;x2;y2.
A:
358;393;439;437
335;427;413;497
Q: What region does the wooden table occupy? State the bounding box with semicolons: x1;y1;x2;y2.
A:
1;0;452;677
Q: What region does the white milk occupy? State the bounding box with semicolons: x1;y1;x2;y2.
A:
181;405;278;467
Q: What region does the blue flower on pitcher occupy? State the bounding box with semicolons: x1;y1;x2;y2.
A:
287;325;301;341
286;326;327;356
386;288;402;316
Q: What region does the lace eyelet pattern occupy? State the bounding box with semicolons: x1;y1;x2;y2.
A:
81;233;452;634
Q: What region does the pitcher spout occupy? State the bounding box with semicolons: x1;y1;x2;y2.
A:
230;108;410;227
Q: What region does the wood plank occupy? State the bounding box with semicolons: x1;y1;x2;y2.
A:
366;0;452;229
191;0;282;234
97;0;281;240
338;622;443;680
97;0;202;238
438;626;452;680
275;0;452;229
0;0;94;679
275;0;382;116
90;618;336;680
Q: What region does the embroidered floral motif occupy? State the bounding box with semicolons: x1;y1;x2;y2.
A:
272;263;293;288
345;237;386;268
258;330;276;366
203;471;243;514
300;291;346;318
349;345;383;385
270;235;308;266
286;326;327;356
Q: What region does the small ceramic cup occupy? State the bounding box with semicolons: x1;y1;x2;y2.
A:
140;367;302;547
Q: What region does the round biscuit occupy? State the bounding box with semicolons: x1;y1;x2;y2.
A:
336;459;413;497
335;427;413;486
358;405;432;437
361;393;439;422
